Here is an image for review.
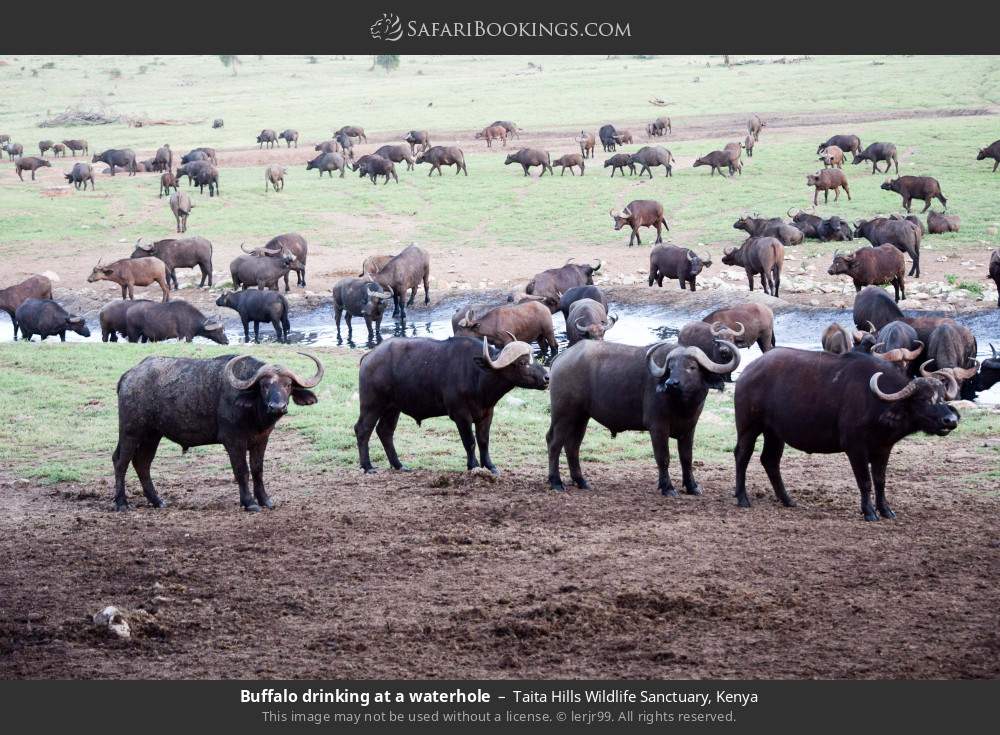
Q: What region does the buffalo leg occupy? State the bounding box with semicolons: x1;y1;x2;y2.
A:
920;198;931;213
650;429;675;496
355;410;381;473
407;286;417;306
563;416;590;489
454;419;478;470
345;314;353;340
270;317;283;342
241;316;250;342
655;222;663;244
112;437;139;511
249;439;273;509
760;432;794;506
677;431;701;495
225;442;259;511
253;321;261;343
474;411;498;474
423;273;430;305
733;427;759;508
334;307;343;339
903;197;912;213
132;438;165;508
870;446;895;519
847;448;878;521
772;266;781;298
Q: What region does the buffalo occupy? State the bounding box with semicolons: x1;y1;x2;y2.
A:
490;121;521;139
306;152;349;178
230;253;296;292
160;170;178;197
453;300;558;356
63;139;89;156
415;146;468;176
723;142;744;176
476;125;507;148
546;339;739;494
748;114;766;141
2;142;23;159
337;125;367;142
355;154;399;184
927;210;960;233
807;169;851;205
871;321;923;371
733;215;804;247
332;277;393;343
525;259;603;312
647;117;671;137
677;321;743;372
125;300;228;344
630;146;674;178
371;244;431;319
153;144;172;172
51;143;67;157
788;210;854;242
216;289;291;343
818;134;862;158
828;245;906;301
881;176;947;213
65;162;95;190
360;254;395;277
557;285;607;322
702;303;776;353
405;130;431;154
131;236;213;289
552;153;585;175
855;216;922;277
14;299;90;341
971;344;1000;395
610;200;668;247
257;129;279;148
1;275;53;338
598;124;619;152
15;156;51;181
89;258;170;301
373;144;416;171
577;131;596;158
648;245;712;291
733;348;959;520
694;150;737;177
603;153;635;177
819;145;844;168
976;140;1000;172
279;129;299;148
504;148;553;177
265;164;286;192
99;299;153;342
92;148;137;176
240;233;308;289
169;191;193;233
112;352;322;511
565;299;616;345
355;337;548;474
721;237;784;296
854;142;898;175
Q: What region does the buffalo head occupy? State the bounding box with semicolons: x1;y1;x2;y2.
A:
474;337;549;390
869;368;960;437
224;352;324;417
646;340;740;396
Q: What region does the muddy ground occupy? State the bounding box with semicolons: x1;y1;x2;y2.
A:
2;431;998;679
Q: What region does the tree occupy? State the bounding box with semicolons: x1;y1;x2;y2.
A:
372;55;400;73
219;55;241;76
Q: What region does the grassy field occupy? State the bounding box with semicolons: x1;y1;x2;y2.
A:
1;54;998;486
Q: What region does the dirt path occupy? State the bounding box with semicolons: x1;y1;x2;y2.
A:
1;433;997;679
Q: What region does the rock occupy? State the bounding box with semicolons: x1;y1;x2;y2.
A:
469;467;499;483
912;292;928;300
897;299;922;309
808;299;820;306
93;606;131;639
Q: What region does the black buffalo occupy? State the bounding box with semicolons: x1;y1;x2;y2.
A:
216;290;291;343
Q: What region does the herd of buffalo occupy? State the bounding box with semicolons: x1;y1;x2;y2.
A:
2;115;999;521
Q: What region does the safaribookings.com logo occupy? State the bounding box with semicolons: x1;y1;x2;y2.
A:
370;13;631;42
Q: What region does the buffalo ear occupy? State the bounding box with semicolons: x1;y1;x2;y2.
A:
292;388;318;406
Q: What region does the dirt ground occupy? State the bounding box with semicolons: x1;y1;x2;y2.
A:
1;431;998;679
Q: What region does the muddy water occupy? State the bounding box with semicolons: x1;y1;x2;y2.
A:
2;297;998;404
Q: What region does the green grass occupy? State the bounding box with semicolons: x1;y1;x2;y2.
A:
0;343;995;486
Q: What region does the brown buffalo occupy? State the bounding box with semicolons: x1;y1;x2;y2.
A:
88;257;170;301
610;200;668;247
454;300;558;356
807;169;851;205
828;245;906;301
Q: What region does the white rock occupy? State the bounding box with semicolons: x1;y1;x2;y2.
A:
897;299;922;309
93;606;131;639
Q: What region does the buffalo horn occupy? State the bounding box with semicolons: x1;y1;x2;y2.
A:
67;315;84;325
135;237;153;251
240;242;255;254
592;259;602;272
202;319;224;331
991;343;998;358
282;352;325;388
574;318;588;332
917;360;961;400
645;341;672;378
457;309;474;328
605;313;618;329
869;372;920;402
482;337;531;369
691;340;741;373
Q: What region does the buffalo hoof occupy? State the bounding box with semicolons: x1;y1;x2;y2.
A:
862;509;879;522
661;486;679;498
394;464;412;472
684;483;702;496
261;497;275;510
574;478;590;490
363;467;378;475
878;506;896;520
151;498;167;509
113;502;130;513
243;503;262;513
550;482;566;493
736;494;752;509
